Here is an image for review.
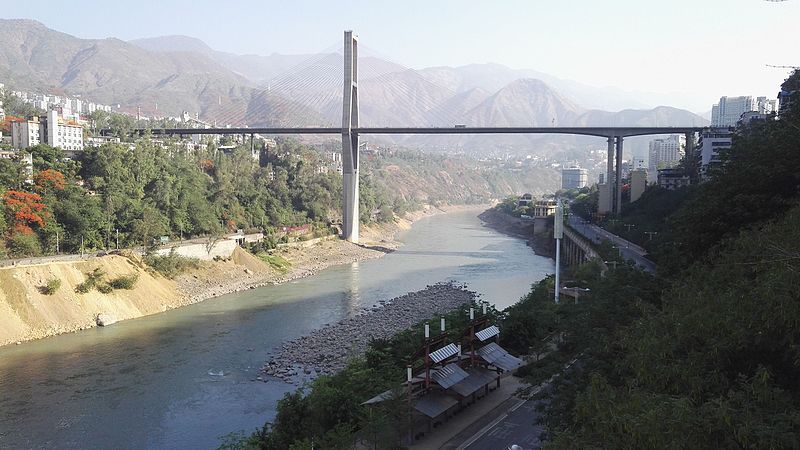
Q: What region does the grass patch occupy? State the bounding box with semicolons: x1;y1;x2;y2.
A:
256;252;292;272
40;278;62;295
143;252;201;279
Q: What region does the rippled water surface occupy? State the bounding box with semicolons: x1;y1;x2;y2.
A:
0;210;554;449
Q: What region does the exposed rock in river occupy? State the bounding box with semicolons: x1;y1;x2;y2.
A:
261;282;477;383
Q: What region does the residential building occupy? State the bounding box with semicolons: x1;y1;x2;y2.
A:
648;135;685;180
630;169;647;203
711;96;776;127
44;110;84;156
11;110;84;156
779;89;796;115
658;168;690;190
532;199;557;218
598;183;612;214
697;127;733;180
11;117;42;148
561;167;588;190
518;193;533;207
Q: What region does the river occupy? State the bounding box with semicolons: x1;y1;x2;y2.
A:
0;209;554;449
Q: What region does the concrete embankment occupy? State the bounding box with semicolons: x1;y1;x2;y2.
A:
261;282;477;383
478;208;555;258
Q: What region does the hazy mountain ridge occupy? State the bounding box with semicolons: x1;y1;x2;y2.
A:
0;21;708;151
0;19;254;116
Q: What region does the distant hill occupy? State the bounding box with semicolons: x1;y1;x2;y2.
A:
0;19;253;117
0;20;708;152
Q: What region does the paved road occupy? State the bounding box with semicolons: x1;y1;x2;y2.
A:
567;215;656;273
462;398;546;450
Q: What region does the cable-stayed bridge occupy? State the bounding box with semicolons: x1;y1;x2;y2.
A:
113;31;705;243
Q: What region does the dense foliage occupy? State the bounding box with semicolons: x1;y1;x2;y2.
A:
0;139;350;257
224;302;498;449
517;70;800;447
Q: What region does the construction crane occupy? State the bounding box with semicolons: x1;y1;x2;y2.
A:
766;64;800;70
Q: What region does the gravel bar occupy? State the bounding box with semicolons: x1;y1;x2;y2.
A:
259;282;477;383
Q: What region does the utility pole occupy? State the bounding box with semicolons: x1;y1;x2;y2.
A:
55;230;59;254
554;200;563;304
116;229;119;250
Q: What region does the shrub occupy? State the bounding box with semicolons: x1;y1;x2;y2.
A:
40;278;62;295
109;274;139;290
76;268;106;294
96;283;113;294
143;252;201;279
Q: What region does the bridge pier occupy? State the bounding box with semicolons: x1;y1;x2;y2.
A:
341;30;360;243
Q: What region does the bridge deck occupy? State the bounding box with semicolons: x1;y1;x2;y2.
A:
114;126;705;138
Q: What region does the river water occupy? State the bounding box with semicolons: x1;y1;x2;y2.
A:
0;210;554;449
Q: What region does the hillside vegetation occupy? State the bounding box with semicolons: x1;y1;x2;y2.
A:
515;70;800;447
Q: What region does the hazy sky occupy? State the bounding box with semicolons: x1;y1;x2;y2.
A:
5;0;798;112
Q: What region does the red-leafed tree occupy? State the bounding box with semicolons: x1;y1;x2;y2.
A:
34;169;66;195
3;190;49;235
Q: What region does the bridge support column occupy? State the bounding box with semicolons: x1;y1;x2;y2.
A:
615;136;624;215
342;30;360;243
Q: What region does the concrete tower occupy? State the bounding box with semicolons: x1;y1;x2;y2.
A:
341;30;360;243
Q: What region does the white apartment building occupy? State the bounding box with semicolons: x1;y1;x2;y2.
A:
648;135;685;173
11;117;42;148
697;127;733;180
46;110;84;155
11;110;84;156
711;96;777;127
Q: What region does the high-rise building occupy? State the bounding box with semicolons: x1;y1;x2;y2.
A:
561;167;588;190
711;96;776;127
648;135;685;174
697;127;733;180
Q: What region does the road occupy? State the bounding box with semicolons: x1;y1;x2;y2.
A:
567;215;656;273
460;397;546;450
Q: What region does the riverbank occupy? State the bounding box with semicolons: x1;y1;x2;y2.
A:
261;282;476;382
173;204;486;303
0;204;486;347
478;207;555;258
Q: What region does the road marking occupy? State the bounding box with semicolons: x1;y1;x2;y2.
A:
456;398;526;450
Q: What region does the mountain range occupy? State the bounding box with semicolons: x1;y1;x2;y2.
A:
0;19;708;152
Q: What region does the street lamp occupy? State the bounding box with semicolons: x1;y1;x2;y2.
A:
644;231;658;241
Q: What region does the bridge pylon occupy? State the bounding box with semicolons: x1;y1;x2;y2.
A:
342;30;360;243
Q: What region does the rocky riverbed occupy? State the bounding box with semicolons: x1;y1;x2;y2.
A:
260;282;477;383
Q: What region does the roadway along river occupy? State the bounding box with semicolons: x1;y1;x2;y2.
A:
0;209;554;449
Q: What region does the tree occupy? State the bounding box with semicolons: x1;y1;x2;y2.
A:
34;169;66;196
3;190;48;236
